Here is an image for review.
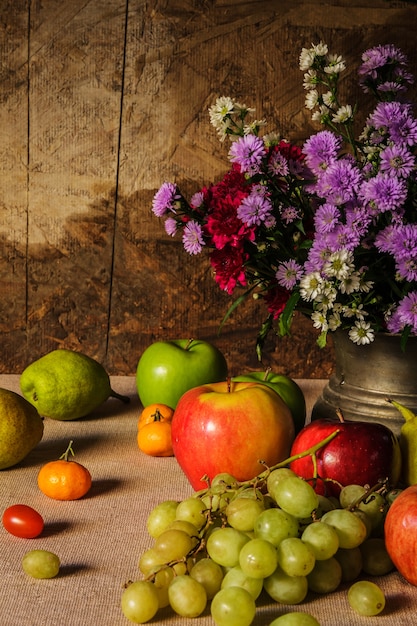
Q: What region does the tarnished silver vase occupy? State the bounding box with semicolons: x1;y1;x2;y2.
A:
311;330;417;436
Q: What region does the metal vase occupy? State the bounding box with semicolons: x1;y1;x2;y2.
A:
311;330;417;436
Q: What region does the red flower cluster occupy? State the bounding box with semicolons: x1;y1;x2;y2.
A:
202;164;255;294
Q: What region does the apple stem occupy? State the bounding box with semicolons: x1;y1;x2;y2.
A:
263;367;271;382
227;377;231;393
336;408;345;423
184;338;195;351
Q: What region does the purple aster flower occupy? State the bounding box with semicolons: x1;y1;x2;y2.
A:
182;221;205;255
314;203;340;233
276;260;303;289
379;144;415;178
280;205;301;224
228;134;265;175
237;189;273;226
359;173;407;214
396;257;417;282
368;102;417;146
388;224;417;260
315;159;362;205
190;191;205;208
152;182;181;217
304;238;333;274
327;223;361;251
268;151;289;177
374;225;398;254
164;217;177;236
387;291;417;334
302;130;342;175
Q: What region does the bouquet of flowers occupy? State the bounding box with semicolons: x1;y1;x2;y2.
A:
152;42;417;355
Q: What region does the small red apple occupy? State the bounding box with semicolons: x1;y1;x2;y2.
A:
385;485;417;586
289;412;401;496
171;380;295;490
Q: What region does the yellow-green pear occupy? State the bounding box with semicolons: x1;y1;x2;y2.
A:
0;388;44;469
20;349;129;420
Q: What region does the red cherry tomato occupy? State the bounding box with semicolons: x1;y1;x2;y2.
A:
2;504;44;538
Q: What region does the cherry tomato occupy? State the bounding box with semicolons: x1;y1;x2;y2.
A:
2;504;44;538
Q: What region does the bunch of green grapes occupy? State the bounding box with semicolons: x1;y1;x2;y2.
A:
121;468;397;625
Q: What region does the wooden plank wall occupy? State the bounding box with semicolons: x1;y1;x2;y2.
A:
1;0;417;377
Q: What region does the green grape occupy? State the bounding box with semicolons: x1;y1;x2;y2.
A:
175;497;207;530
221;565;264;599
277;537;315;577
320;508;367;549
386;488;403;504
351;509;372;539
348;580;385;616
146;500;178;538
201;491;233;512
211;586;256;626
316;494;338;514
153;566;175;608
239;537;278;579
301;521;339;560
360;537;394;576
206;527;250;567
121;580;159;624
138;547;164;576
270;476;319;519
190;557;224;599
358;492;386;530
334;547;363;582
168;519;200;537
264;564;308;605
339;484;366;509
168;574;207;617
266;467;297;495
225;496;264;532
22;549;60;579
307;557;342;593
269;612;321;625
154;528;195;561
210;472;239;492
254;507;299;546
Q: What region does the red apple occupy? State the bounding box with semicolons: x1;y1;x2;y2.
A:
385;485;417;585
171;380;295;490
289;413;401;496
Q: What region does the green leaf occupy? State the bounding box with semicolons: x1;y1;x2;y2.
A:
218;289;255;335
278;292;300;336
316;330;328;349
256;315;274;361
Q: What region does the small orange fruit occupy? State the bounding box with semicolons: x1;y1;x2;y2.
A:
138;403;174;431
37;440;92;500
137;420;174;457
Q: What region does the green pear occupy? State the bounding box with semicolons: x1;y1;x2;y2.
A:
0;388;44;469
20;349;129;420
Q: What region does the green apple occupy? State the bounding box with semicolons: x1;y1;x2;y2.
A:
232;371;306;434
136;338;228;409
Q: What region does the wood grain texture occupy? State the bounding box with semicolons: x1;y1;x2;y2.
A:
1;0;417;377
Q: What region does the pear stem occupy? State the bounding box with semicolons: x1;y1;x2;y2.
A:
110;390;130;404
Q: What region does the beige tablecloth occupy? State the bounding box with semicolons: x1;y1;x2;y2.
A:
1;375;416;626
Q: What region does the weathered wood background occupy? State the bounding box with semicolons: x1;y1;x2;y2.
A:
1;0;417;377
